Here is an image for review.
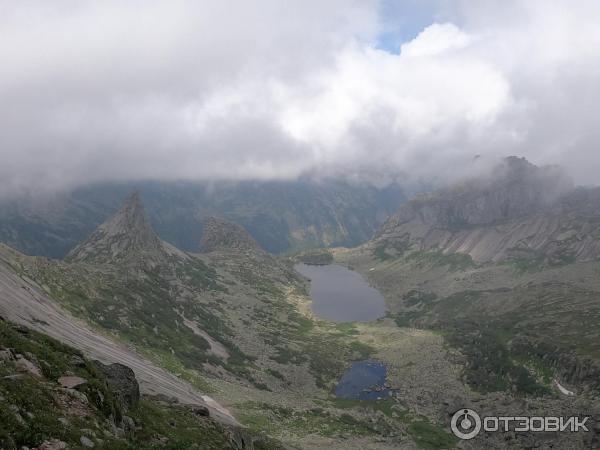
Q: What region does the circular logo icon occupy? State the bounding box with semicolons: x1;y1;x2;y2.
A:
451;408;481;440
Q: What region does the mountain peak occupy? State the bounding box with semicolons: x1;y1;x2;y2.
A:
494;156;568;187
374;157;593;263
109;190;151;236
199;217;262;253
66;191;164;264
388;157;573;230
122;189;143;213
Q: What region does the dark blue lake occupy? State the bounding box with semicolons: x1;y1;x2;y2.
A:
294;263;386;323
334;360;392;400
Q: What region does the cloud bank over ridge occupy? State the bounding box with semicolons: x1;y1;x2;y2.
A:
1;0;600;194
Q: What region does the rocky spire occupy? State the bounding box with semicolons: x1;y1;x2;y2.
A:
199;217;262;253
66;191;164;264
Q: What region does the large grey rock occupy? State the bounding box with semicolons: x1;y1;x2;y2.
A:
14;356;42;378
0;348;15;362
79;436;95;448
189;405;210;417
59;387;89;404
92;361;140;410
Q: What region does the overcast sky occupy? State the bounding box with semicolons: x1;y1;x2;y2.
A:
1;0;599;195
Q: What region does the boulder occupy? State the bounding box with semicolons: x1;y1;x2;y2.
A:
189;405;210;417
15;356;42;378
80;436;95;448
69;355;87;368
0;348;15;362
59;387;89;404
92;361;140;410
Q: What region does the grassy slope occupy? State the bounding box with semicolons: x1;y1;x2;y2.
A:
336;244;600;395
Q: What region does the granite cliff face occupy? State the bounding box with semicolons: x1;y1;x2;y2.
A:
375;157;600;263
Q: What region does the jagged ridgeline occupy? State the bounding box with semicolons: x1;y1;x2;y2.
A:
13;192;292;380
374;156;600;264
1;191;392;449
0;180;405;258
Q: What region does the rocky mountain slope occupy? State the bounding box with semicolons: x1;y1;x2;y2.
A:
0;317;280;450
5;175;600;449
0;244;236;426
1;192;431;449
375;156;600;264
332;159;600;448
0;180;405;258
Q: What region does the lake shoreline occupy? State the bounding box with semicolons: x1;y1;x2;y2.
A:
294;263;387;323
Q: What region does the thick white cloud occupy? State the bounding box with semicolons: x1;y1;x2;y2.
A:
1;0;599;195
399;23;470;57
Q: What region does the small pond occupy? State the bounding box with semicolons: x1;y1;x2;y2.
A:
294;263;386;323
334;360;392;400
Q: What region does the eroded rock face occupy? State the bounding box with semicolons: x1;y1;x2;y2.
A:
92;361;139;410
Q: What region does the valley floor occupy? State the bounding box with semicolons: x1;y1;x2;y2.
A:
332;245;600;449
205;283;462;449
